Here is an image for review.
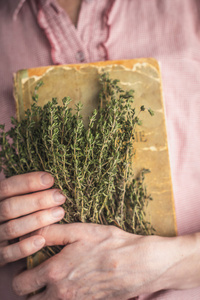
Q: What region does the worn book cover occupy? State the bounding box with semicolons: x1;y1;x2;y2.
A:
13;59;177;267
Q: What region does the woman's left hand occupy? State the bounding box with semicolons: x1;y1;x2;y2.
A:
12;223;200;300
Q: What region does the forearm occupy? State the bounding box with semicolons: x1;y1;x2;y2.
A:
124;232;200;296
159;232;200;291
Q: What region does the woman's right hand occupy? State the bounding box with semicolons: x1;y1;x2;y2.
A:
0;172;65;267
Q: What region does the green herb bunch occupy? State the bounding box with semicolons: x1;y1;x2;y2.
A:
0;73;154;256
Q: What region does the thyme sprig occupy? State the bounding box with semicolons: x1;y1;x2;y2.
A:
0;73;154;257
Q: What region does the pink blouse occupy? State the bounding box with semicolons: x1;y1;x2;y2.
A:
0;0;200;298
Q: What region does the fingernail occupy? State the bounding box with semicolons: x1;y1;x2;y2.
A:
34;237;45;247
41;173;54;185
52;207;64;219
54;191;66;203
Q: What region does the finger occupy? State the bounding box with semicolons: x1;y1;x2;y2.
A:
0;207;65;242
13;256;54;296
37;223;105;246
0;189;66;223
13;232;76;296
0;172;54;201
0;235;45;267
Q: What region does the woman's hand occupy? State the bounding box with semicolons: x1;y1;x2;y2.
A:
0;172;65;267
12;223;200;300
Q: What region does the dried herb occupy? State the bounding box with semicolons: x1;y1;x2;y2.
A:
0;73;154;257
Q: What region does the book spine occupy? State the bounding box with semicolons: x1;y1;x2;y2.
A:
13;69;28;121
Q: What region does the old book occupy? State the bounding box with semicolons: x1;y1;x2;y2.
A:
14;58;177;250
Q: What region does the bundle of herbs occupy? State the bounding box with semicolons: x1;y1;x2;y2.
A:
0;73;154;257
